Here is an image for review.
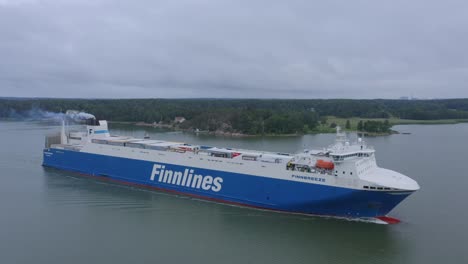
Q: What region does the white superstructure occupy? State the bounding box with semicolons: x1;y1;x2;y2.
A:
52;121;419;192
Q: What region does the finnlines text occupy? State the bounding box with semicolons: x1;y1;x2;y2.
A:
150;164;223;192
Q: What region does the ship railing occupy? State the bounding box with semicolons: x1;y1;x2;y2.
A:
286;163;333;175
89;137;295;164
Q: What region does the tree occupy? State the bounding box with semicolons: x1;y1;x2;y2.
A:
320;116;327;125
345;120;351;129
383;119;391;132
357;120;363;131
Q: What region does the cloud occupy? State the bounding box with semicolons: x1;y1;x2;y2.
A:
0;0;467;98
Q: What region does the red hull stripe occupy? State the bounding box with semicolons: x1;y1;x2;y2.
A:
376;216;401;224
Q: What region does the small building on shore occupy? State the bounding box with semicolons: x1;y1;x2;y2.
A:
174;117;186;123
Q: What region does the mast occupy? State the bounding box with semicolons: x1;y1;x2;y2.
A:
335;126;347;144
60;119;67;144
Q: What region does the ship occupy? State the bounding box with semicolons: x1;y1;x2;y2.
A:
42;119;420;224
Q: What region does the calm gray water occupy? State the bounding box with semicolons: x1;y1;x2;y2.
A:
1;121;467;264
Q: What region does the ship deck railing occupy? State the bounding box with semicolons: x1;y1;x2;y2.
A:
87;136;296;163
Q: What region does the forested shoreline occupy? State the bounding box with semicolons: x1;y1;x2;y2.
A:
1;98;468;135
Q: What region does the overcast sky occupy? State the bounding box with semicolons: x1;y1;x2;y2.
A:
0;0;467;99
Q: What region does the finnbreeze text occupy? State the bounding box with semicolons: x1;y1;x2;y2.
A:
291;174;325;183
150;164;223;192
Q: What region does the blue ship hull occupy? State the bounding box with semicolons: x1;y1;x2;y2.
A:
42;148;412;218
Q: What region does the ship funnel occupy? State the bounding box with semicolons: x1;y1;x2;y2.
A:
86;118;98;126
86;120;110;139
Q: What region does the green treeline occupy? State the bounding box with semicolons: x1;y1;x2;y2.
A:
178;109;318;135
1;98;468;135
357;120;391;133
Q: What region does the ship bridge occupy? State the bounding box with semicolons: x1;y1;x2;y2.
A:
326;127;374;163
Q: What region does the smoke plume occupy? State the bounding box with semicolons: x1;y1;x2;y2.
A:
8;108;95;122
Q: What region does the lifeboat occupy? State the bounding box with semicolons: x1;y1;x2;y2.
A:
315;159;334;170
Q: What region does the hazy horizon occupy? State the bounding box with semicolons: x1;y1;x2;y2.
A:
1;0;468;99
